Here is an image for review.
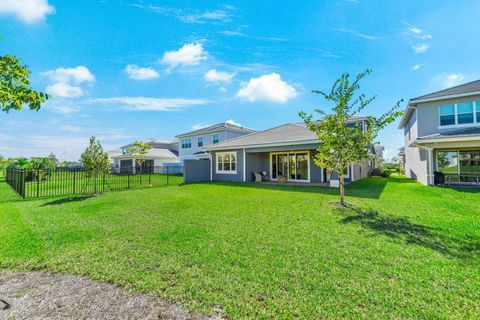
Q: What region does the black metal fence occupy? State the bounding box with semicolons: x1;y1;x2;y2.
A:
5;166;183;199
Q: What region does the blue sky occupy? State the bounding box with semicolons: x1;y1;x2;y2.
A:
1;0;479;161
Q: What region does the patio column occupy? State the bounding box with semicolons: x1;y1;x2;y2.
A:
427;148;434;185
243;148;246;182
132;159;136;174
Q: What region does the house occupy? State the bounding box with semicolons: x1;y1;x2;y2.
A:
110;140;180;173
175;122;256;163
184;117;380;185
399;79;480;185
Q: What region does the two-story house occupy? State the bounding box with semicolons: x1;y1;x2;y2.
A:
399;79;480;186
175;122;256;163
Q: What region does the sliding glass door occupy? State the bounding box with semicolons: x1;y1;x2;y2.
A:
271;152;309;181
437;150;480;182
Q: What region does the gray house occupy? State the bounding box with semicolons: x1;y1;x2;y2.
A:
176;122;256;163
399;79;480;185
184;118;378;185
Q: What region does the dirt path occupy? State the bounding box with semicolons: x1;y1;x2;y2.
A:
0;271;221;320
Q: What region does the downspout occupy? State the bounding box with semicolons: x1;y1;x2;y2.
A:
243;148;246;182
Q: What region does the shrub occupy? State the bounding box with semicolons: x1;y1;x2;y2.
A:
371;168;382;176
381;170;391;178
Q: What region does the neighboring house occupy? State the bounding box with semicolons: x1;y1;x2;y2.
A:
399;79;480;185
184;117;380;185
175;122;256;163
110;140;180;173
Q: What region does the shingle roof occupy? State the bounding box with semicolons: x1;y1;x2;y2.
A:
205;123;318;150
419;127;480;140
176;122;256;138
411;79;480;102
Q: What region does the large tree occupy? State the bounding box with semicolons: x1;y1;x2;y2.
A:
80;137;111;194
299;70;403;206
0;54;48;112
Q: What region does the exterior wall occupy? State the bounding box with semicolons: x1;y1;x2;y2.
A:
403;108;429;185
309;151;323;183
415;94;480;137
352;159;370;181
179;129;251;163
245;152;269;182
210;149;245;182
183;159;210;183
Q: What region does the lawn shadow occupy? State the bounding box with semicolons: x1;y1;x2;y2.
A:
42;195;96;206
200;177;389;199
336;206;480;260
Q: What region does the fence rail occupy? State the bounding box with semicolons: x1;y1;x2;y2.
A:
5;166;183;199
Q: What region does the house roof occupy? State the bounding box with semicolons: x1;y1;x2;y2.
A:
419;127;480;140
205;123;318;150
399;79;480;129
176;122;256;138
120;139;177;149
205;116;371;151
111;148;179;160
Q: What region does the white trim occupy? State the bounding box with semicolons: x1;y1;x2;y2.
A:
209;152;213;181
415;135;480;144
320;167;324;183
215;151;237;175
197;136;204;148
427;148;434;185
350;164;354;181
206;139;319;151
269;151;311;183
242;148;246;182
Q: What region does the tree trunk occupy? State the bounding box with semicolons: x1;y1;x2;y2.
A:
339;171;345;206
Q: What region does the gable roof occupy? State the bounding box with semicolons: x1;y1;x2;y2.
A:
399;79;480;129
176;122;256;138
111;148;179;160
205;123;318;150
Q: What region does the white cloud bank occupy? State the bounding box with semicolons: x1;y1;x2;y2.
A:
236;73;297;103
0;0;55;24
125;64;160;80
90;97;208;112
42;66;95;98
204;69;236;83
160;43;207;68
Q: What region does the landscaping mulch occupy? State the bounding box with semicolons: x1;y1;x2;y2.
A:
0;271;221;320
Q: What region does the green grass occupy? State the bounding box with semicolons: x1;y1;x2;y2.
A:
1;176;479;319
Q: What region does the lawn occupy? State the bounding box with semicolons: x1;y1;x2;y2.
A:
0;176;479;319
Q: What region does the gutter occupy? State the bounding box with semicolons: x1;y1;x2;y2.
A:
204;139;320;151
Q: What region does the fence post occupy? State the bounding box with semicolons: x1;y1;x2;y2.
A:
20;169;25;198
167;165;169;185
73;169;76;194
127;173;130;189
149;166;152;185
36;169;40;198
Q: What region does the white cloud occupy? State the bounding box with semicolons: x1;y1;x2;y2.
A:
236;73;297;103
403;24;432;41
90;97;208;112
192;123;212;130
124;64;160;80
44;101;81;114
430;73;465;89
412;64;421;71
42;66;95;84
412;44;430;54
45;82;84;98
133;4;232;24
0;0;55;24
226;119;243;127
160;43;207;68
42;66;95;98
204;69;236;83
333;28;377;40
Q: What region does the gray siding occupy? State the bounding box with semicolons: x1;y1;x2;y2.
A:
245;153;269;182
309;151;323;183
210;149;244;182
179;129;252;163
183;159;211;183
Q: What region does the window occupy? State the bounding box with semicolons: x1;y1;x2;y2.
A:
212;133;220;144
477;101;480;123
181;138;191;149
437;151;458;174
439;104;455;126
457;102;474;124
216;152;236;174
197;136;204;148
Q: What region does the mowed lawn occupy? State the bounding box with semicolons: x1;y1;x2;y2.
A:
1;176;479;319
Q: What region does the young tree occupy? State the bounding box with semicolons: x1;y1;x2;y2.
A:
299;70;403;206
0;54;48;112
128;141;152;174
80;137;111;194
